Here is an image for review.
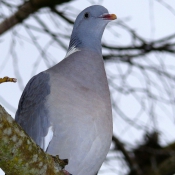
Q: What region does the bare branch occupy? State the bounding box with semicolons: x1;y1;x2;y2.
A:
0;0;72;35
0;76;17;84
51;7;74;24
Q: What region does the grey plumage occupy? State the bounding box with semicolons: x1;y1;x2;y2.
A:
15;5;116;175
15;72;51;151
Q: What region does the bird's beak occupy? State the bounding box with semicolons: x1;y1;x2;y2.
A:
100;13;117;20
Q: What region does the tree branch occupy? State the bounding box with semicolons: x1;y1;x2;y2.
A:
0;105;67;175
50;7;74;24
0;0;71;35
102;33;175;61
0;77;17;84
142;155;175;175
112;136;142;175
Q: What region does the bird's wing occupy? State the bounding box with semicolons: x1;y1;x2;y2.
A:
15;72;53;151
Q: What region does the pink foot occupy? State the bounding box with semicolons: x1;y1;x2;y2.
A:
63;170;72;175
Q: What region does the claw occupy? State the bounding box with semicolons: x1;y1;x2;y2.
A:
63;169;72;175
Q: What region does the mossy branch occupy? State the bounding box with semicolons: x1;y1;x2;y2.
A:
0;105;67;175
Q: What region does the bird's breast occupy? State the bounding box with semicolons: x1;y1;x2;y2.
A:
45;64;112;174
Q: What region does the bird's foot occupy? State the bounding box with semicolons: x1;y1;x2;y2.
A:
63;169;72;175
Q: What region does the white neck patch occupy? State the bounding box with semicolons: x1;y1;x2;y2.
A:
65;46;80;58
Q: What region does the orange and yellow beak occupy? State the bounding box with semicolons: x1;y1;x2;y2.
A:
100;13;117;20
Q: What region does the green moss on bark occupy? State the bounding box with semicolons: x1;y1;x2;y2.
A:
0;105;66;175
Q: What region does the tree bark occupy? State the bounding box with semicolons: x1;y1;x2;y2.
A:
0;0;71;35
0;105;67;175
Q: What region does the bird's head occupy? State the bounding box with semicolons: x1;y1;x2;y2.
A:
69;5;117;54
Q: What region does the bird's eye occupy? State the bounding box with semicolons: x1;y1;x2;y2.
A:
84;12;89;19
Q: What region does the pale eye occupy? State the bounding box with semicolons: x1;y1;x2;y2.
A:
84;12;89;19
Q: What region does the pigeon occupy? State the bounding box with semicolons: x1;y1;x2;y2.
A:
15;5;116;175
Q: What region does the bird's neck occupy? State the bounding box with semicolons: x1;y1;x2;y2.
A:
68;34;102;55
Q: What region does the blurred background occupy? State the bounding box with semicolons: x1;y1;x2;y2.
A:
0;0;175;174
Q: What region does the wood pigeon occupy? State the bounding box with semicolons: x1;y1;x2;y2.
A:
15;5;116;175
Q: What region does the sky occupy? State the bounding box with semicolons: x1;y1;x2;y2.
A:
0;0;175;174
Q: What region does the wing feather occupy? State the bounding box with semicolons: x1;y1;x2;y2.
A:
15;72;52;150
